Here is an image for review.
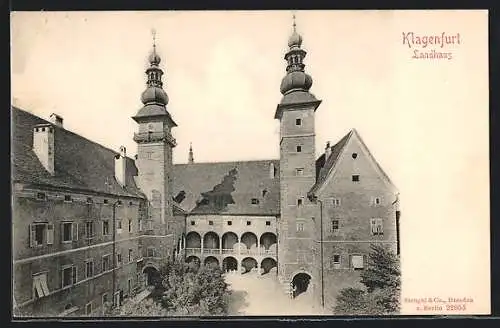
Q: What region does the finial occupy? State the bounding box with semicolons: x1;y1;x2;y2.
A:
189;142;193;151
292;13;296;32
151;28;157;48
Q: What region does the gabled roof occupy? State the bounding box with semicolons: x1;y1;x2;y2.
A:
173;160;280;216
309;128;396;196
11;106;145;198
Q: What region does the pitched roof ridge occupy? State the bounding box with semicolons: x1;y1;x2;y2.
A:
174;158;279;166
13;106;136;161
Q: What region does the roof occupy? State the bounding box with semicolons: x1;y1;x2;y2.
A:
274;91;321;119
11;106;145;198
132;103;177;127
173;160;280;216
309;128;397;196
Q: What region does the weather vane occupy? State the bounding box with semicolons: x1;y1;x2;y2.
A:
292;13;297;32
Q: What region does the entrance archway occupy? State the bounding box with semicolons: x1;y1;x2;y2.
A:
204;256;219;268
186;256;201;271
203;231;220;250
241;232;258;250
260;258;277;274
292;272;312;298
222;232;238;250
241;257;258;273
186;232;201;248
222;256;238;272
143;266;161;287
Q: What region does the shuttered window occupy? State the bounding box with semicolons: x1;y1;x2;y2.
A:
33;273;50;298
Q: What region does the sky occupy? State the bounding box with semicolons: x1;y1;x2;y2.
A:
11;10;490;314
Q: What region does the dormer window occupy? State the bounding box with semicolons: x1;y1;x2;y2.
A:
251;198;259;205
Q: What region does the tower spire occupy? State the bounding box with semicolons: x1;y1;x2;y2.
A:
188;142;194;164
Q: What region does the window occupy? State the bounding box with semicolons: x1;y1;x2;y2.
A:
32;272;50;298
296;145;302;152
85;302;92;315
129;201;133;206
295;118;302;126
102;255;111;272
352;153;358;159
251;198;259;205
128;249;133;262
332;198;341;207
352;174;360;182
331;219;339;233
351;255;364;270
102;293;108;307
85;260;94;278
191;221;195;226
296;168;304;176
297;198;303;206
128;220;132;232
227;221;232;226
370;218;384;236
266;221;271;226
61;222;73;242
208;220;214;226
117;220;122;234
64;195;72;202
246;221;251;226
36;192;46;200
147;220;153;230
85;221;94;239
30;223;53;247
147;247;155;257
296;221;305;232
103;199;109;205
117;253;122;266
62;265;77;287
139;220;143;231
372;197;382;206
102;220;109;236
332;255;341;269
86;197;93;204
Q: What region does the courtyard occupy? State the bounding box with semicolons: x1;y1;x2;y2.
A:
225;271;327;316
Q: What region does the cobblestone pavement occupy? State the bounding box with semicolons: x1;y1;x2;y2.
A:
225;271;326;316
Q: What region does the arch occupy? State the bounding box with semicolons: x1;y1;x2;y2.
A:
186;231;201;248
260;257;277;274
241;232;258;250
241;257;258;273
259;232;277;250
203;231;220;249
186;255;201;270
143;265;161;287
204;256;219;268
222;232;238;249
222;256;238;272
291;272;312;298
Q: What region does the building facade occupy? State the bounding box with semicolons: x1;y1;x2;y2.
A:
12;19;400;316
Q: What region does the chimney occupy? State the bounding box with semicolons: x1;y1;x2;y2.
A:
269;162;275;179
325;141;332;159
49;113;64;128
114;146;127;187
33;124;55;175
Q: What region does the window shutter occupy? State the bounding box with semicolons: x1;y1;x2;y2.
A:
72;266;77;285
60;223;64;243
40;273;50;296
29;224;35;247
47;224;54;244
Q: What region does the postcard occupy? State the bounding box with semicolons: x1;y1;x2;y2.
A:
10;10;490;318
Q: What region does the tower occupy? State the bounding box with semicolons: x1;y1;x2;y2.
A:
133;32;177;259
188;142;194;164
275;16;322;298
